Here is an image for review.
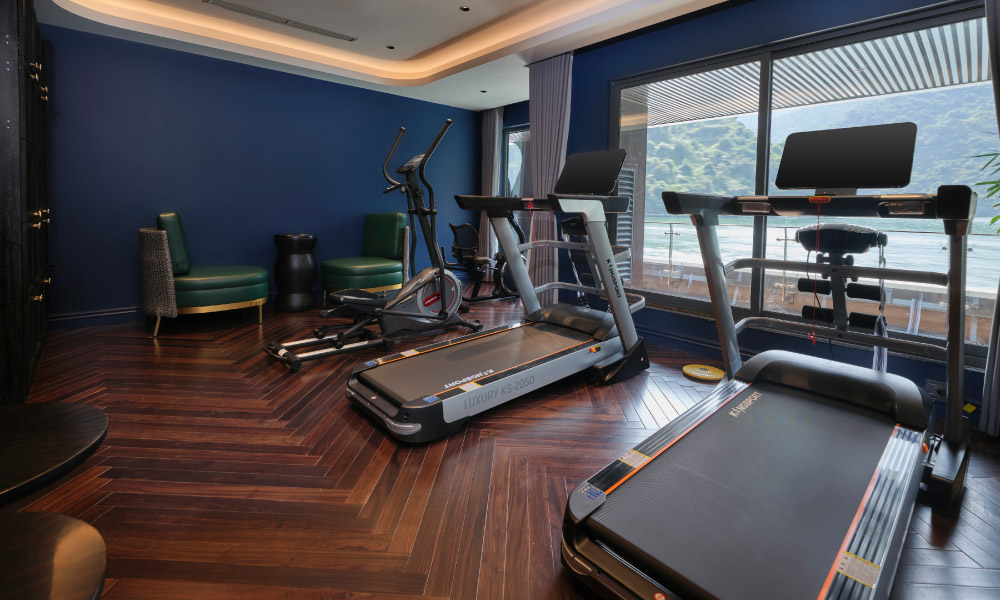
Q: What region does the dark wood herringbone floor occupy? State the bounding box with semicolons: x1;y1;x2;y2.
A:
12;292;1000;599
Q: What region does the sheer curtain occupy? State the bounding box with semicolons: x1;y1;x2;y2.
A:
479;107;503;280
982;1;1000;436
528;53;573;307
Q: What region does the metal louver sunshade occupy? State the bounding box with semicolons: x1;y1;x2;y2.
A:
622;17;990;127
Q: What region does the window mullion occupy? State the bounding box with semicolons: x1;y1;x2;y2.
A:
750;53;773;316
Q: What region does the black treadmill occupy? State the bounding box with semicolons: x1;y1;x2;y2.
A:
347;150;649;443
561;124;973;600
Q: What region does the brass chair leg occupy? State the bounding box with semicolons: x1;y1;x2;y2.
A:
153;316;161;337
258;304;263;324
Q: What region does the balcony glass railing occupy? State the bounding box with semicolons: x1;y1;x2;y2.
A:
636;219;996;345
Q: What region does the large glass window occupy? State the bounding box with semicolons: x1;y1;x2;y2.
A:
619;61;760;306
616;12;998;347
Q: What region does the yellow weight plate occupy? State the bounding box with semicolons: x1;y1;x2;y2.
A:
682;364;725;382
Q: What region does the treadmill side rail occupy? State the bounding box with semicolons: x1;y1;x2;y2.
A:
824;426;925;600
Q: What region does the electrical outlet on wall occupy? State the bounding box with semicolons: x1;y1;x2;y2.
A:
924;379;946;399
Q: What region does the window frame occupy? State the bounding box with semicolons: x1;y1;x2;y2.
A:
501;124;530;197
608;0;990;365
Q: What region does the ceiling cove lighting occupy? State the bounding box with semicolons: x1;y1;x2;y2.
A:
203;0;358;42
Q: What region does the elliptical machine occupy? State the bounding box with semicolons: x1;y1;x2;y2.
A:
263;120;482;372
442;215;525;303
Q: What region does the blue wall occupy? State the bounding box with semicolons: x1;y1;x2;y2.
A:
564;0;985;416
503;100;529;129
41;26;480;326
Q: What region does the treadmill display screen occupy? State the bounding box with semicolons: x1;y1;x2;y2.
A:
775;122;916;190
554;149;627;195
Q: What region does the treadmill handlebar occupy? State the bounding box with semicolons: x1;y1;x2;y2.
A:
662;186;975;223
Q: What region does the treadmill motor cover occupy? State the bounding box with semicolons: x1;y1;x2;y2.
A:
585;382;899;600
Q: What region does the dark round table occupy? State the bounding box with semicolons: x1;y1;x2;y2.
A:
274;234;318;312
0;403;108;504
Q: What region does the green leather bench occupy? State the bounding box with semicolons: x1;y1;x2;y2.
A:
139;212;268;336
321;212;409;301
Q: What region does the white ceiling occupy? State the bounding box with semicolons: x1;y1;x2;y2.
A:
36;0;725;110
196;0;542;60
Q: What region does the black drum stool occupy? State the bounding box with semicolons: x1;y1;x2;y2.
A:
274;234;317;312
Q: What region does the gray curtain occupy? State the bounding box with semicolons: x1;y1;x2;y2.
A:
528;53;573;307
479;107;503;280
982;0;1000;436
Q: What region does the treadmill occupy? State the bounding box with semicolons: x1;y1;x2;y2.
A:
561;123;973;600
346;149;649;443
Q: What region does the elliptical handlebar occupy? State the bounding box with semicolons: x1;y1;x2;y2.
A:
418;120;452;175
382;126;406;189
510;215;527;245
419;120;452;204
417;120;452;317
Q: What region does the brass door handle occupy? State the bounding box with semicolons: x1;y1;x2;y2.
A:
44;278;52;285
30;218;50;228
32;210;50;217
32;294;44;302
30;62;42;70
29;73;39;81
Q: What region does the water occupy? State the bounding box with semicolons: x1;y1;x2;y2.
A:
644;216;1000;294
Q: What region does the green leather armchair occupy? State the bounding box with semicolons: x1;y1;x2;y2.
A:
140;212;269;336
320;213;409;301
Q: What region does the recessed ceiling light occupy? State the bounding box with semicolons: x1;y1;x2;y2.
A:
480;90;487;93
460;6;470;12
386;45;395;49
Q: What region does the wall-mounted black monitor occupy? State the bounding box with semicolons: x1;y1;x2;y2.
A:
774;122;917;190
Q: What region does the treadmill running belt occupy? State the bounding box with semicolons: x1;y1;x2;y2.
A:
358;323;594;406
586;382;897;600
